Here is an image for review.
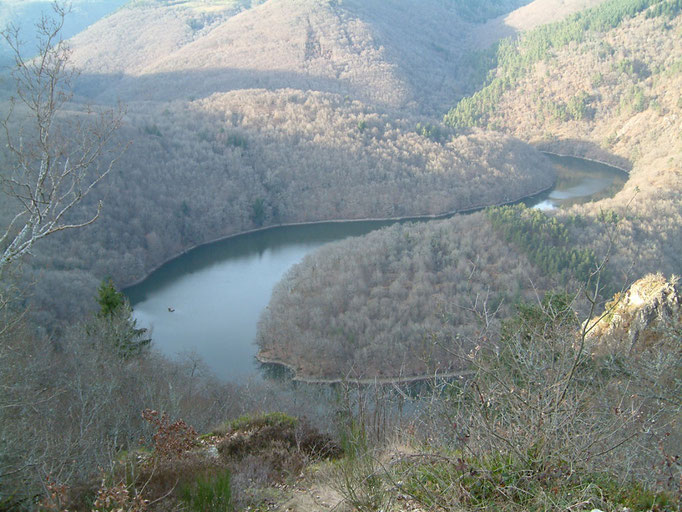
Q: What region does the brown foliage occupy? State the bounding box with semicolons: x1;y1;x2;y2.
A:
257;212;551;379
141;409;198;461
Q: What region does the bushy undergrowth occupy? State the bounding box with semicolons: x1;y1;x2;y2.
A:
389;452;679;512
214;411;298;436
30;409;342;512
180;469;232;512
332;284;681;511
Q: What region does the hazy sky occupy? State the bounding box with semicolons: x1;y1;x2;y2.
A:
1;0;128;60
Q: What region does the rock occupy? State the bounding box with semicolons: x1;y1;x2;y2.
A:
587;274;681;355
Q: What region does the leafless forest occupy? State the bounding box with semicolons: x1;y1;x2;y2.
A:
257;1;682;379
0;0;680;508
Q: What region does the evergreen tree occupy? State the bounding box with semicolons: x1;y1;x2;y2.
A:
93;279;151;359
97;279;125;317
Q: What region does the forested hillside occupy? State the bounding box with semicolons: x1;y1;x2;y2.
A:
446;0;682;277
65;0;542;114
257;0;682;380
472;0;608;46
0;0;574;327
15;92;554;327
258;212;555;380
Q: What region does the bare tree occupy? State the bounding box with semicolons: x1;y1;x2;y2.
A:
0;1;124;280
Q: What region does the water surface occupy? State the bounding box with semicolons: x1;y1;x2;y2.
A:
125;221;402;380
531;155;626;210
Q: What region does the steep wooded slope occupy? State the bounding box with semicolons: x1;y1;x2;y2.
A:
70;0;473;113
257;212;552;380
69;0;613;113
256;1;682;380
473;0;608;46
19;91;554;326
2;0;616;326
458;5;682;278
1;0;572;326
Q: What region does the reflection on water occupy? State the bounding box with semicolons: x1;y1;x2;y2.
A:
530;154;626;210
125;221;403;380
125;154;627;381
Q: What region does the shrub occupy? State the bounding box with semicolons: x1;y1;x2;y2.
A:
223;412;298;434
216;412;341;481
141;409;198;460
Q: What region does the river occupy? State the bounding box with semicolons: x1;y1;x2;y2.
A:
124;154;626;381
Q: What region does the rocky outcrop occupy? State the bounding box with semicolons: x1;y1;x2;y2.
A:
587;274;681;355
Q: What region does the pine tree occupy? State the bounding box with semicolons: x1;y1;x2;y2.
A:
93;279;150;359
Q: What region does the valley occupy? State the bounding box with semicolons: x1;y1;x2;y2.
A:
5;0;579;326
0;0;680;509
125;154;625;381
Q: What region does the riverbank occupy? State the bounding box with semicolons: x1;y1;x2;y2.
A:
256;354;475;385
123;179;556;290
126;152;629;382
254;152;631;383
124;144;634;292
537;146;632;174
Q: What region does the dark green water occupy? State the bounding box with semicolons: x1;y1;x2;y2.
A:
125;155;626;381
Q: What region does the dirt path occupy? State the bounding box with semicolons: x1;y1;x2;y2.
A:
276;482;345;511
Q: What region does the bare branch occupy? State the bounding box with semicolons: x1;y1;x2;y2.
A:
0;1;124;280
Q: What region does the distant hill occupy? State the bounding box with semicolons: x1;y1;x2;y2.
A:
68;0;609;114
448;0;682;278
69;0;473;114
256;0;682;380
473;0;608;46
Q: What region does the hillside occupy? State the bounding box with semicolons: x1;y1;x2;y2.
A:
1;1;681;508
23;278;679;512
257;212;554;380
67;0;610;113
256;0;682;380
1;0;577;326
450;1;682;278
69;0;474;113
473;0;607;46
8;87;555;326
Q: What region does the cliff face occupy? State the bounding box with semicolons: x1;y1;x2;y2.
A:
588;274;681;355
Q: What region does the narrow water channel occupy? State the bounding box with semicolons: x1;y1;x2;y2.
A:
125;155;626;381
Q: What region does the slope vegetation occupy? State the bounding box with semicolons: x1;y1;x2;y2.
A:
19;91;554;326
1;0;571;324
450;0;682;278
69;0;610;113
70;0;473;113
257;212;552;380
256;0;682;380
